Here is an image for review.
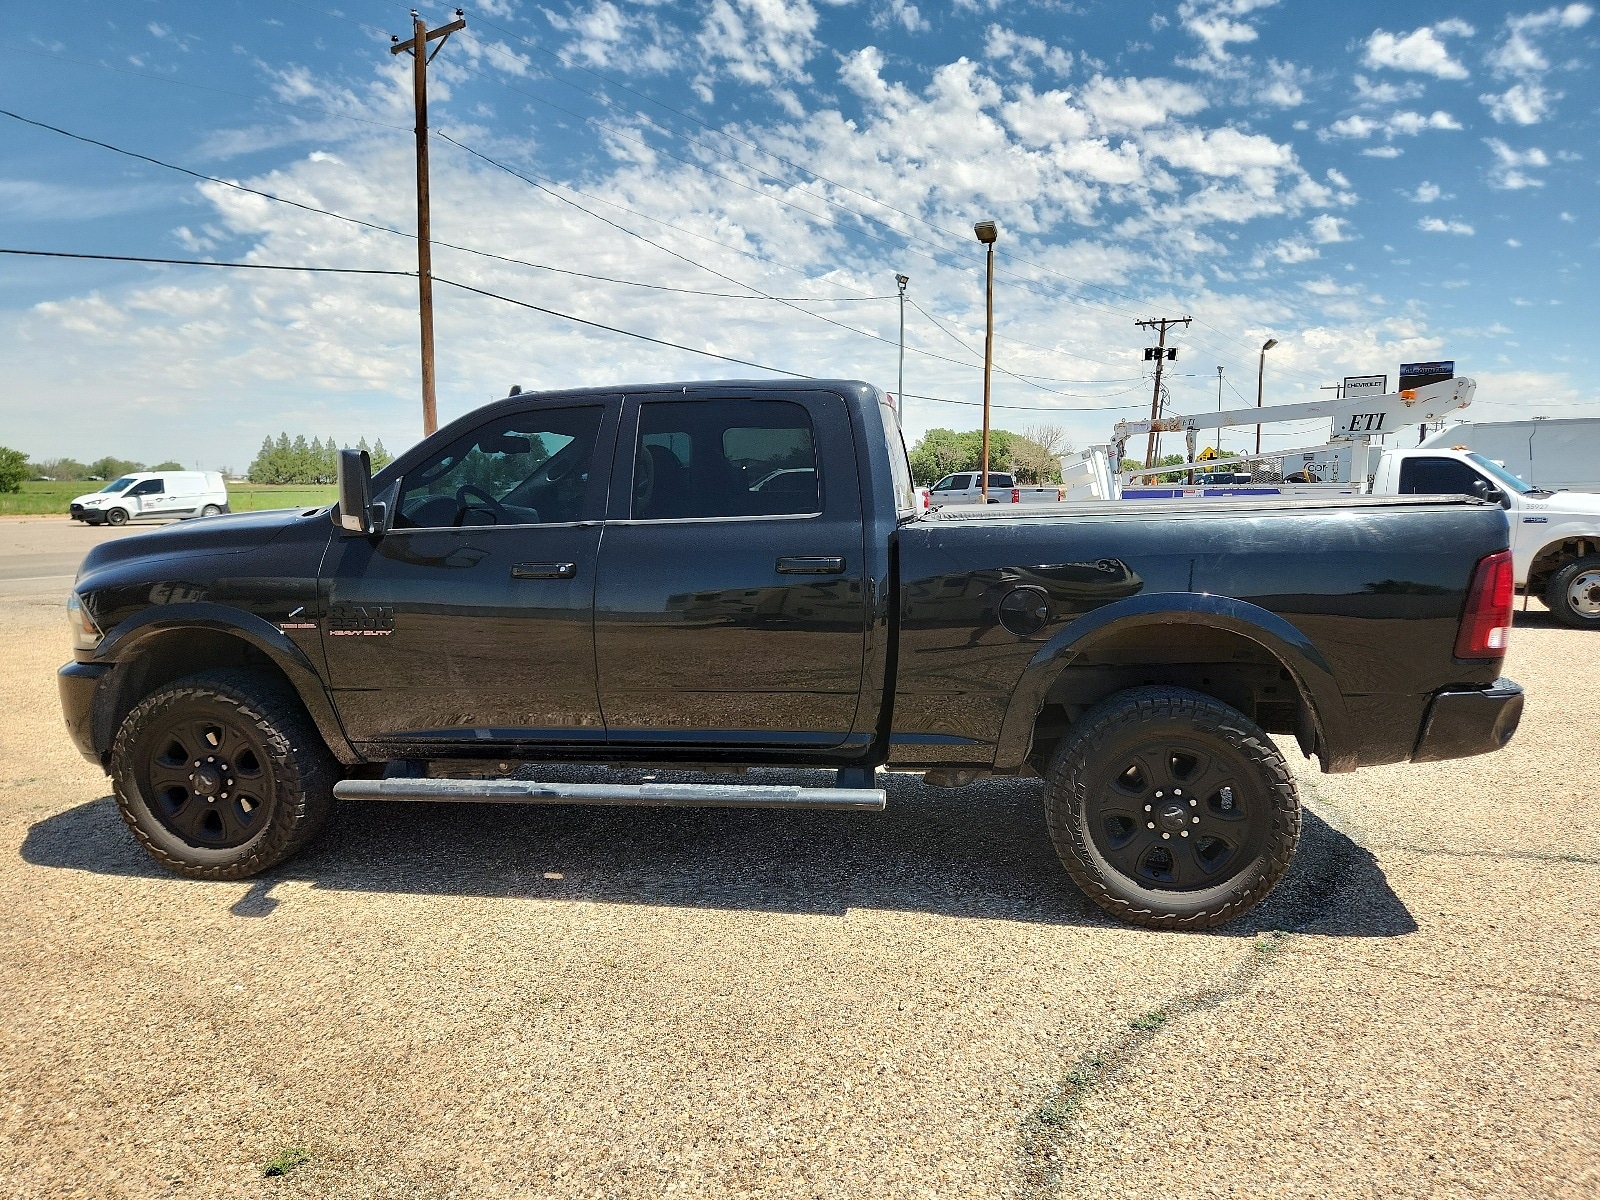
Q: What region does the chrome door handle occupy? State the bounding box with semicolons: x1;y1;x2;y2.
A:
512;562;577;580
777;556;845;575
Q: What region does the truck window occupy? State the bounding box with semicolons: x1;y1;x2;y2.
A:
877;396;918;519
129;479;163;496
947;474;972;491
632;399;820;520
990;473;1014;489
1397;456;1484;496
395;406;605;528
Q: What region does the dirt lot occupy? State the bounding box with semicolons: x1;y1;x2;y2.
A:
1;531;1595;1198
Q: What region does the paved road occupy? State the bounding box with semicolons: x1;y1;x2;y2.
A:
0;518;152;596
0;548;1594;1198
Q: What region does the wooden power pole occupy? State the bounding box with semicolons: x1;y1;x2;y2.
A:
1135;315;1191;469
391;8;465;437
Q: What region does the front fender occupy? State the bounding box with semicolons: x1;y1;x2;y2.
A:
993;592;1355;773
92;602;358;765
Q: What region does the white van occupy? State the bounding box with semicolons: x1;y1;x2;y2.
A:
69;472;230;526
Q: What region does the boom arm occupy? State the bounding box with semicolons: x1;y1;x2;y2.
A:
1112;377;1475;442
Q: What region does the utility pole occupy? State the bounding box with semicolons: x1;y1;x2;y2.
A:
391;8;465;438
895;273;909;430
1136;315;1191;468
974;221;998;501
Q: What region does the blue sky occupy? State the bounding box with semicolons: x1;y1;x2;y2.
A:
3;0;1596;468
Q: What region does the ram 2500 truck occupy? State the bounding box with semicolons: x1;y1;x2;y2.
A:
58;381;1524;929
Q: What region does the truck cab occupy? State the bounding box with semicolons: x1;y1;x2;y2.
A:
1372;447;1600;628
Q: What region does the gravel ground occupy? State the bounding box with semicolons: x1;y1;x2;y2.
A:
1;574;1595;1198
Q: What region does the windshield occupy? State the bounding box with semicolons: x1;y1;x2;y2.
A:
1466;453;1539;495
98;476;137;493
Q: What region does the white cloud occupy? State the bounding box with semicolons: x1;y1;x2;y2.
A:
1487;4;1593;77
1308;214;1350;242
1419;216;1475;234
1362;21;1474;80
1361;145;1403;158
1258;59;1309;106
1410;180;1444;202
984;25;1072;76
1320;110;1461;142
695;0;822;89
1485;137;1550;188
1481;81;1556;124
1507;237;1522;246
544;1;680;73
875;0;929;35
1351;74;1425;105
1177;0;1280;72
1326;168;1351;188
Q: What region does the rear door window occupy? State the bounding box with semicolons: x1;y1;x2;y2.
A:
1397;456;1484;495
631;399;820;520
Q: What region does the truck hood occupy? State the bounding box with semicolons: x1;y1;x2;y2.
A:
72;489;126;507
77;506;322;580
1521;491;1600;519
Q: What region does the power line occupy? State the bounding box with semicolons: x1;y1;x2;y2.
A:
0;106;883;303
0;248;412;275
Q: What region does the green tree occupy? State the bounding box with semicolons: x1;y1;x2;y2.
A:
370;438;392;471
150;460;185;472
0;446;28;493
88;456;144;480
29;458;89;481
907;427;1036;485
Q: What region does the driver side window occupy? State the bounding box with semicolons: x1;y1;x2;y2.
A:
395;406;604;529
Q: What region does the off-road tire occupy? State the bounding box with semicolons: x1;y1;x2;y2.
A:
110;669;337;879
1043;686;1300;930
106;508;129;526
1543;555;1600;630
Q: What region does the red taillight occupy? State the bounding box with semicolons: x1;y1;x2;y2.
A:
1011;488;1021;503
1455;550;1514;659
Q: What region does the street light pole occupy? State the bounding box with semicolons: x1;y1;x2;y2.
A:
1216;365;1224;456
895;273;909;430
1254;337;1279;456
974;221;997;502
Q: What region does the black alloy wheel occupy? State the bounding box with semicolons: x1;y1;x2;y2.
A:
106;508;128;526
1044;686;1300;929
110;670;336;879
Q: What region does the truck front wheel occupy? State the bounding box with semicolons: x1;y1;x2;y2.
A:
1043;687;1300;930
1543;555;1600;629
109;670;336;879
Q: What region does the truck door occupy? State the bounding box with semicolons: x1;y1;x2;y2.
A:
319;399;620;746
593;392;870;749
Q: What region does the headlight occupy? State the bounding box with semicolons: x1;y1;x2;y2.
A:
67;593;103;651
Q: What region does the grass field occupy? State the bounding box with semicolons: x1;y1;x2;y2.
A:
0;480;337;516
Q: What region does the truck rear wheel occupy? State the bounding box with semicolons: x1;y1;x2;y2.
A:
1043;687;1300;930
1543;555;1600;629
109;670;336;879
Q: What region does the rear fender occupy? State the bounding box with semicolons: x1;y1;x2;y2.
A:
993;592;1355;773
92;602;358;764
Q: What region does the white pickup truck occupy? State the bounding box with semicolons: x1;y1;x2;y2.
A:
927;471;1068;506
1369;447;1600;629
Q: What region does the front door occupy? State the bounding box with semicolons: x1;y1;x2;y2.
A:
593;391;870;749
320;400;619;747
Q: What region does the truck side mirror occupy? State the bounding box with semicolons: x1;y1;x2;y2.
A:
335;448;376;534
1469;478;1505;507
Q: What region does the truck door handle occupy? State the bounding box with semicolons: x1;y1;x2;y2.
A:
511;562;577;580
777;556;845;575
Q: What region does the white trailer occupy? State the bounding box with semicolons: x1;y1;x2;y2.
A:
1422;418;1600;494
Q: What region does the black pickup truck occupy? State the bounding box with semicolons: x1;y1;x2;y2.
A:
59;380;1524;928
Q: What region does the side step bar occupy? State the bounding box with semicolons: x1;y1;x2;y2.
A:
333;777;887;812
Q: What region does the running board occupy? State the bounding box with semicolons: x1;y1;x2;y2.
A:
333;777;886;812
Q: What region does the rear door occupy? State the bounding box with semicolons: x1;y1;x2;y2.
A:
592;391;870;749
